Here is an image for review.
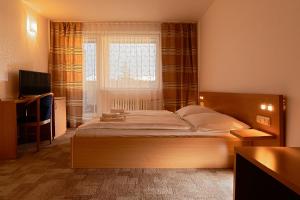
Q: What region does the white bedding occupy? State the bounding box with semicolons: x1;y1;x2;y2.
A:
76;110;236;138
79;110;191;131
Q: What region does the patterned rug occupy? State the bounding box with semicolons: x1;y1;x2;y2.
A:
0;130;233;200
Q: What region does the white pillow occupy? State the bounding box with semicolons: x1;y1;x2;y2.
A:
183;112;250;132
176;105;216;118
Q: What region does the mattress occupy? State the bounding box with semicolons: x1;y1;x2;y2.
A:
75;128;234;138
76;110;235;138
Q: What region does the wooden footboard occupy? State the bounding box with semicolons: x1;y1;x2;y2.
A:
71;135;242;168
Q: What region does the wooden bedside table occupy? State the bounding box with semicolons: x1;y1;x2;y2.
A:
234;147;300;199
230;129;276;146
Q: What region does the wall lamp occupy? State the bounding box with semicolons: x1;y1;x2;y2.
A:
260;104;273;112
27;16;37;36
199;96;205;106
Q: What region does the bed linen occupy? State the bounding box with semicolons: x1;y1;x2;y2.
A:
79;110;190;131
76;110;235;138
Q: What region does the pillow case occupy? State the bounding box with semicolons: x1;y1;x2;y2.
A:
175;105;216;118
183;112;250;132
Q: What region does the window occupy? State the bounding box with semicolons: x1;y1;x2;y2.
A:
83;42;97;117
82;23;163;118
105;36;160;89
83;42;96;81
109;43;157;83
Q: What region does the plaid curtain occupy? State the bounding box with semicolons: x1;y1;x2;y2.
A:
49;22;83;127
161;23;198;112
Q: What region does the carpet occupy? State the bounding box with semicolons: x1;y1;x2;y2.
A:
0;130;233;200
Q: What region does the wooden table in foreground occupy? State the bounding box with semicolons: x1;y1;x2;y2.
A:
234;147;300;200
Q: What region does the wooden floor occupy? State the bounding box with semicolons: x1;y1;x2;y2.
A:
0;130;233;200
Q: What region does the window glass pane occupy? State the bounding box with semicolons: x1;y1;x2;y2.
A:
109;43;156;82
83;42;97;119
84;42;96;81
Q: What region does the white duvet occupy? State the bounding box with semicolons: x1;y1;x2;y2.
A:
78;110;191;130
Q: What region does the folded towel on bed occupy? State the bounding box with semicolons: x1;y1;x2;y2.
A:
110;108;125;113
100;116;126;122
100;112;126;122
102;113;120;118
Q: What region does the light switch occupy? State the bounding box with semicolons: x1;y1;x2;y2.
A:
256;115;271;127
263;116;271;126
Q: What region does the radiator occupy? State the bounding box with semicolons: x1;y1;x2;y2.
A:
112;98;162;110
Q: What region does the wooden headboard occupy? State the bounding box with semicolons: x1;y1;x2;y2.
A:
199;92;286;146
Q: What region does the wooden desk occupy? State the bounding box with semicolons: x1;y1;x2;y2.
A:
53;97;66;138
0;99;29;159
234;147;300;200
0;96;55;159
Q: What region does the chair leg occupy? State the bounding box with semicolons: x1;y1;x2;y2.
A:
49;135;52;144
49;121;52;144
36;125;40;152
24;126;28;143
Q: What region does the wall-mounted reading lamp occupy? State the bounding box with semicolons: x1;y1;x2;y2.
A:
199;96;204;106
267;105;274;112
260;104;273;112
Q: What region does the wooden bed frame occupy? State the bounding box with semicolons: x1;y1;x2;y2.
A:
71;92;286;169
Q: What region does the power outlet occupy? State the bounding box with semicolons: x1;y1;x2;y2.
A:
256;115;271;127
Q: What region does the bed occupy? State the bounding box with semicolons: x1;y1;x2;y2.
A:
71;92;286;169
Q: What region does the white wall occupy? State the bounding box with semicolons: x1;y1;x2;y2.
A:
0;0;48;99
199;0;300;146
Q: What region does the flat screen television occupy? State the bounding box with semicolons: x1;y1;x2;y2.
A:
19;70;51;96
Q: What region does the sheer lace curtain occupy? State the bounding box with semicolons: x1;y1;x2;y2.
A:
82;23;163;120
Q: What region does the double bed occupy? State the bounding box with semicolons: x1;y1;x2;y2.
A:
71;92;285;168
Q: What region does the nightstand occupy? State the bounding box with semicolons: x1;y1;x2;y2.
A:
230;129;276;146
234;147;300;199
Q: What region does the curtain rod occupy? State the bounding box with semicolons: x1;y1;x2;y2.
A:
50;20;198;24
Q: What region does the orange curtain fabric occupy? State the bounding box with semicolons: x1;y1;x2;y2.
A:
161;23;198;112
49;22;83;127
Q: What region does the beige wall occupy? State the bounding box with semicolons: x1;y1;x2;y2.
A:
199;0;300;146
0;0;48;99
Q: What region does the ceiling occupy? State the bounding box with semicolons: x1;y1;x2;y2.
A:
24;0;214;22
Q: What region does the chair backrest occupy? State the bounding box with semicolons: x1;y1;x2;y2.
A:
24;93;54;122
40;95;53;121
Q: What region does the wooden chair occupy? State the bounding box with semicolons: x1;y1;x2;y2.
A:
20;92;54;151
